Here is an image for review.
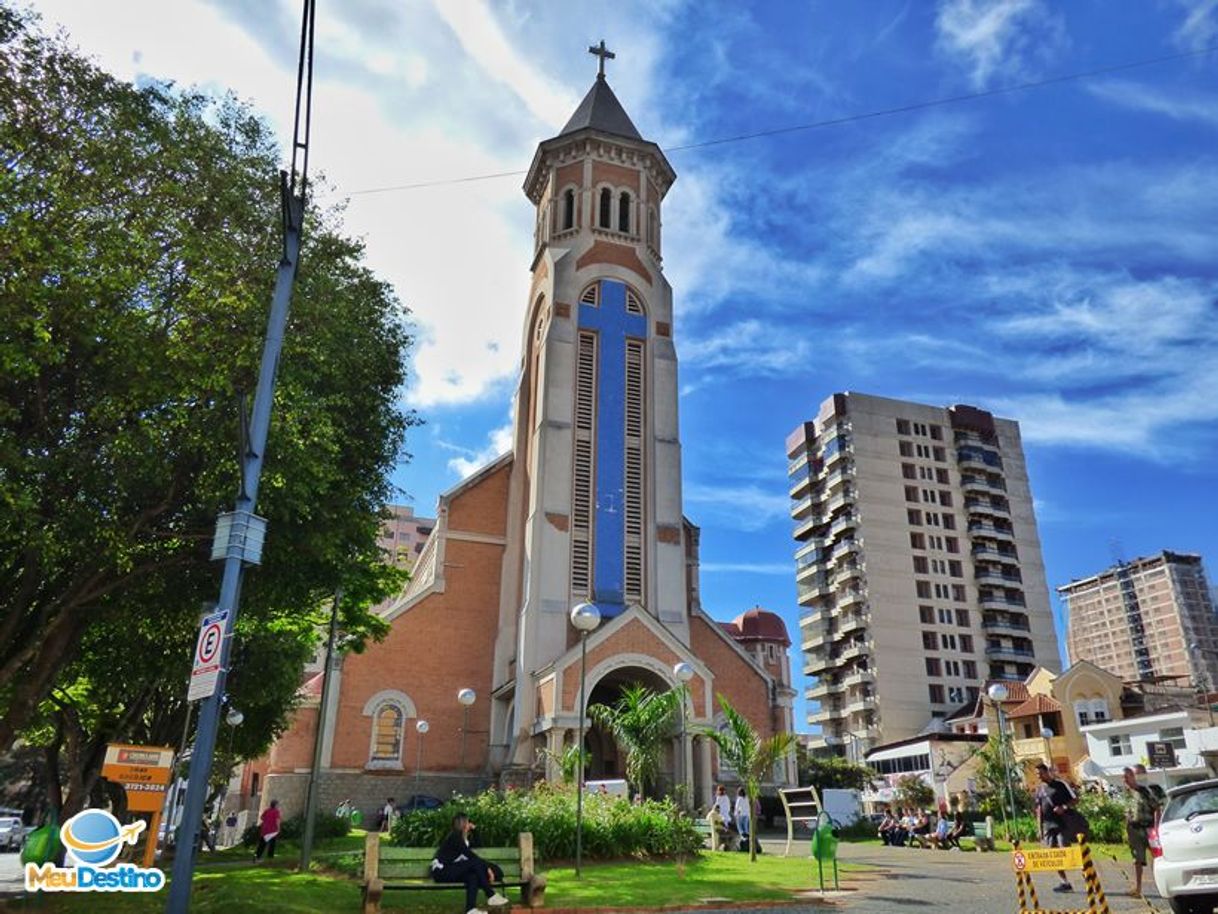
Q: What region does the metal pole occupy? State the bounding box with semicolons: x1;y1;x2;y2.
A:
678;698;686;806
415;731;424;797
461;705;469;770
575;632;588;878
301;588;341;870
162;702;194;853
996;704;1019;842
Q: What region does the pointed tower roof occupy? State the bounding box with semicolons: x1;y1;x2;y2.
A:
558;76;642;141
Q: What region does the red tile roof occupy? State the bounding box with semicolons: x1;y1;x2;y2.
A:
1007;693;1062;719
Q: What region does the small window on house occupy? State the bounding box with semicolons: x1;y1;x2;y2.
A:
562;189;575;230
618;191;631;233
1161;727;1187;750
1091;699;1110;723
1109;734;1132;757
599;188;612;228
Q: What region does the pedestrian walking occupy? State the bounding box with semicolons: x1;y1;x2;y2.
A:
380;796;395;832
253;799;281;863
1122;766;1160;898
1034;762;1085;893
733;787;751;846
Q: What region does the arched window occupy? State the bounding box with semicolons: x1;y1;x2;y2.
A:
371;703;404;762
618;191;631;233
1090;698;1110;723
562;189;575;231
599;188;612;229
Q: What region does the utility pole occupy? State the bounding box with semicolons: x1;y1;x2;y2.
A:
301;588;342;870
165;3;316;910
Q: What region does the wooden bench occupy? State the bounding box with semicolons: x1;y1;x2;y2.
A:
693;818;715;849
361;831;546;914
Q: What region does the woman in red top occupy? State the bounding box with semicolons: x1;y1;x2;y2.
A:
254;799;281;862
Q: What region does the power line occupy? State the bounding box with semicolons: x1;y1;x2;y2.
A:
348;43;1218;197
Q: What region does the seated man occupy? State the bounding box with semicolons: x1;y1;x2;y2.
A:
878;811;897;846
931;813;950;850
944;806;966;850
909;810;932;848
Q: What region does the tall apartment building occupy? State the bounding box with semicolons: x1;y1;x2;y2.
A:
377;504;435;571
788;393;1061;755
1061;551;1218;688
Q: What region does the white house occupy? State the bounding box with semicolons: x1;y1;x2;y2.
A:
862;733;986;810
1080;709;1217;789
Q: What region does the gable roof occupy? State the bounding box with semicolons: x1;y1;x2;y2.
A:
559;76;642;141
1008;693;1063;719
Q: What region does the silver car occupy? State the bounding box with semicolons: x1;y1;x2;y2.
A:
1153;778;1218;914
0;817;23;852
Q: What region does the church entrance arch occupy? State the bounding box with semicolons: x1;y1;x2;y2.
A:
580;658;677;791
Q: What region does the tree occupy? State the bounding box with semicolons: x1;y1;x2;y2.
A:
588;684;684;798
537;744;589;786
894;774;935;811
0;7;415;763
700;695;798;862
798;749;874;792
974;735;1033;830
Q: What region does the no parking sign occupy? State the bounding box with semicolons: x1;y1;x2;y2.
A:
187;609;229;701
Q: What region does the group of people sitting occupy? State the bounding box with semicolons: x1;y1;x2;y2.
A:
705;784;754;852
877;805;966;850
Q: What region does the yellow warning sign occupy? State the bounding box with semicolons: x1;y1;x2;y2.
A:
1012;845;1084;873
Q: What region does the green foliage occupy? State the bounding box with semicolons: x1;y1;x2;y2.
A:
1076;790;1124;843
390;785;702;862
699;695;797;862
587;684;685;796
240;812;352;847
894;775;935;810
538;744;589;785
0;6;415;808
973;736;1034;822
797;750;874;792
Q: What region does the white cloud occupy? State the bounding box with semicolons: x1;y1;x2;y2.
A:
684;482;790;531
934;0;1066;88
1172;0;1218;50
682;319;814;376
447;421;514;478
1087;80;1218;128
700;562;793;575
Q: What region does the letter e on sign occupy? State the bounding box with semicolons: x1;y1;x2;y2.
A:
187;609;229;701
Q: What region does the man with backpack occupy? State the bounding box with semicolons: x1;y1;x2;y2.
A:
1123;766;1161;898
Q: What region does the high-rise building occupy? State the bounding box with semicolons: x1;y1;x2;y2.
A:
377;504;435;571
788;392;1061;755
1061;551;1218;688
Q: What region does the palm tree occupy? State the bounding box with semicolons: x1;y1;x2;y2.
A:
701;694;798;862
587;683;686;797
537;744;589;785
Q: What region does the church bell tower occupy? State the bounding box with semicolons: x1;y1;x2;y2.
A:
500;47;687;754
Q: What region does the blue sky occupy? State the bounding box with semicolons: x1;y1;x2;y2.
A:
38;0;1218;729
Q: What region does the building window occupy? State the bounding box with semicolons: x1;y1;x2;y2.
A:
919;605;935;624
371;703;404;763
948;686;965;704
1075;701;1091;727
599;188;612;228
943;633;958;651
908;509;923;525
562;189;575;230
963;660;977;678
926;657;942;676
939;491;953;507
1109;735;1132;757
899;440;914;457
1091;699;1110;723
946;536;959;554
936;468;950;484
896;419;911;435
942;514;956;530
929;684;945;704
949;560;963;578
618;191;632;233
938;608;952;624
910;532;926;549
955;608;970;627
952;584;967;601
923;631;939;650
960;634;974;653
930;425;942;441
913;556;929;574
1161;727;1187;751
902;462;917;479
933;446;946;461
905;485;919;502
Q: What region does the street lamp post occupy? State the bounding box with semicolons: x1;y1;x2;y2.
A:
414;720;429;799
1040;726;1055;771
457;689;476;770
673;662;694;808
570;602;601;879
987;682;1019;842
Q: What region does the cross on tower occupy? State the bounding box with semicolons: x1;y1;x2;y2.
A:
588;39;615;78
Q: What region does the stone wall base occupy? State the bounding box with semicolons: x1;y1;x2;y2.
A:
261;770;493;824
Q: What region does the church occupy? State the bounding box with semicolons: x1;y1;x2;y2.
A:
256;51;797;820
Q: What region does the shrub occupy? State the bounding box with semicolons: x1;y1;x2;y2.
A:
240;811;351;846
390;784;702;862
1076;791;1124;844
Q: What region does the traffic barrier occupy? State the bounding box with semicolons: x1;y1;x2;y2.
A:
1011;835;1110;914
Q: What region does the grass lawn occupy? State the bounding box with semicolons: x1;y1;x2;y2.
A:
2;850;863;913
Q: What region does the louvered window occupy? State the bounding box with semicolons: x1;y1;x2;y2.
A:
623;339;645;603
571;331;597;598
625;289;643;315
580;284;598;306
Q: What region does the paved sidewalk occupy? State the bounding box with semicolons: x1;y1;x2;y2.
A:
0;853;21;897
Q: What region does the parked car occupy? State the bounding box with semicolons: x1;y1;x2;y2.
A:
1151;777;1218;914
398;795;443;814
0;816;25;852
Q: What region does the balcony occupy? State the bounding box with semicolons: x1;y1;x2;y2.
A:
1011;735;1068;761
830;513;858;536
797;575;833;605
793;513;830;542
818;704;847;721
840;641;871;663
968;521;1015;542
958;446;1004;471
961;474;1007;494
986;643;1036;661
838;589;867;610
803;733;844;750
825;488;856;515
839;613;868;637
831;563;863;587
791;494;817;521
844;694;877;715
807;679;844;700
972;545;1019;562
842;668;875;688
789;472;813;500
803;651;837;676
966;497;1011;518
975;567;1023;584
821;461;855;489
979;593;1027;610
983;613;1031;634
833;538;861;560
801;628;834;651
796;557;829;582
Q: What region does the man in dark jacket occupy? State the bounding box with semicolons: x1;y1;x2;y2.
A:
431;813;508;914
1034;763;1082;894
